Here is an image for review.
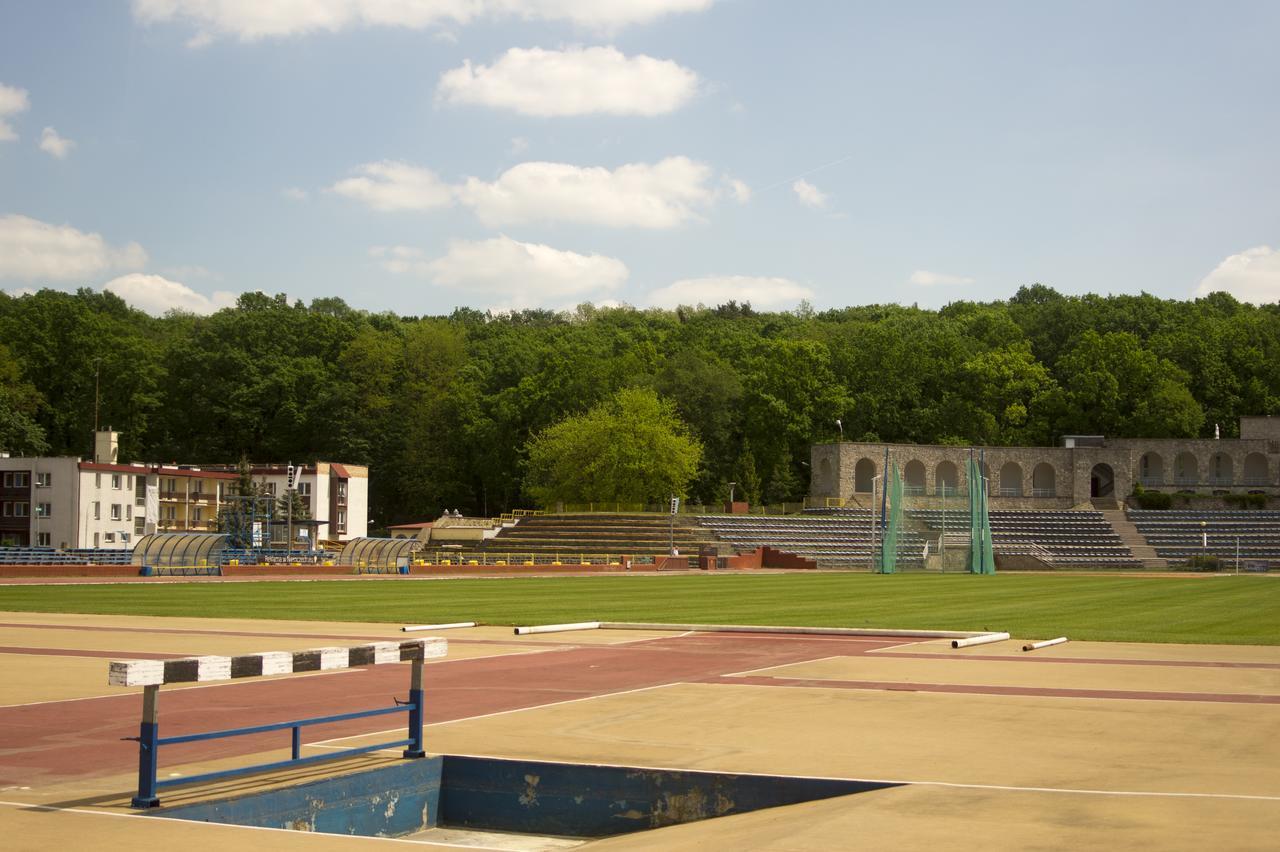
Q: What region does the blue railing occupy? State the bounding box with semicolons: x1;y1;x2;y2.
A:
130;658;427;808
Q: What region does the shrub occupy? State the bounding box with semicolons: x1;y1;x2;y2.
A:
1130;490;1172;510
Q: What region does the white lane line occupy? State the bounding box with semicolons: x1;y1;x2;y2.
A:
719;655;846;679
309;682;678;747
867;640;932;654
0;800;506;848
0;668;357;710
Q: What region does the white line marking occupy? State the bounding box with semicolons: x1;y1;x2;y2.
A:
0;800;507;848
0;668;357;709
867;640;931;654
308;682;677;747
719;655;846;679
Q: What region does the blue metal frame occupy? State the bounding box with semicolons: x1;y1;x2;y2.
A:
130;663;426;808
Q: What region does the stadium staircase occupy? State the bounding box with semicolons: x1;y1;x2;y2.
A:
1100;509;1168;569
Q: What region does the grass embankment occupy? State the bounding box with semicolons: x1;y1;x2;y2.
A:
1;573;1277;645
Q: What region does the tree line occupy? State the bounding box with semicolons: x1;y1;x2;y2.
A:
1;286;1276;525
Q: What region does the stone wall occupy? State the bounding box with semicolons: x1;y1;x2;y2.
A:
811;434;1280;506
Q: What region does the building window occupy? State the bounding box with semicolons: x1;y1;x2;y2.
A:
298;481;312;497
4;472;29;488
95;473;101;488
2;473;9;488
94;532;100;547
105;532;115;543
1;502;8;517
13;501;28;517
134;518;145;535
192;479;203;494
336;509;347;533
163;505;177;521
193;506;203;523
36;502;51;517
336;482;347;505
264;481;277;496
126;504;132;520
110;504;122;521
111;474;121;490
93;501;101;520
36;532;51;547
36;472;51;487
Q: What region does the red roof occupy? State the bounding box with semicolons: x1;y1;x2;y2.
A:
330;463;350;478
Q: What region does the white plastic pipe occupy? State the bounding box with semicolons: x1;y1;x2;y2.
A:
1022;636;1069;652
601;623;980;639
951;632;1010;649
514;621;601;636
401;622;476;632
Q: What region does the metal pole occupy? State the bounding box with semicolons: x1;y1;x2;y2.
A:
940;482;946;554
1236;536;1240;575
132;684;161;808
403;656;425;758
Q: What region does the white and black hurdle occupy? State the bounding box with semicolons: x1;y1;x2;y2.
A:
109;637;447;808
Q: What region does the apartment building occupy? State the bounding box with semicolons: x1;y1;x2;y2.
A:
0;431;368;549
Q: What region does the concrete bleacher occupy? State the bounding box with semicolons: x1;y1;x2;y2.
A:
431;513;730;563
0;547;133;565
1127;510;1280;567
699;511;924;569
988;510;1141;568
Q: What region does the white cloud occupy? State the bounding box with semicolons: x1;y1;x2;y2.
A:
459;157;716;228
647;275;814;309
329;161;453;212
725;177;751;203
132;0;714;41
909;270;975;287
103;273;238;315
792;178;828;209
38;126;74;159
281;186;309;201
437;46;699;117
0;82;30;142
1195;246;1280;304
3;287;38;298
0;214;147;281
377;236;628;309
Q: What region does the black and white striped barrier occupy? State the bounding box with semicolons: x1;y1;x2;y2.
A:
109;638;447;687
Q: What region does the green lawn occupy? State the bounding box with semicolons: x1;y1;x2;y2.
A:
2;573;1278;645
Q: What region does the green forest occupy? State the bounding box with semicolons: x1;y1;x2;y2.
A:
1;286;1277;525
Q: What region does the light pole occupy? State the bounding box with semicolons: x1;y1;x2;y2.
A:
728;481;737;506
836;419;843;440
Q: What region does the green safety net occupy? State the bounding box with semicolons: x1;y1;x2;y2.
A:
966;457;996;574
878;460;903;573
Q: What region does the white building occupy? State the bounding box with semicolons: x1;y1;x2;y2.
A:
0;431;368;549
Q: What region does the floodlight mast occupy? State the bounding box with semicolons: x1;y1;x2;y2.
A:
286;462;295;556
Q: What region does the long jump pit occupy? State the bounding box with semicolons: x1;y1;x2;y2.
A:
0;612;1276;851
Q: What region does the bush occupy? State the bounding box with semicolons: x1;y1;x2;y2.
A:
1130;490;1172;510
1185;554;1222;572
1223;493;1268;509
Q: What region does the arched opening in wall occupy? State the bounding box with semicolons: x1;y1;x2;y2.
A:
935;461;958;496
998;462;1023;496
1210;452;1233;486
1032;462;1056;496
1139;452;1164;486
1243;453;1270;487
903;460;925;494
854;458;877;493
1090;463;1115;498
1174;452;1199;487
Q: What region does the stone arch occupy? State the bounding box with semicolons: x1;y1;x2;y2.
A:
935;461;958;495
903;460;926;493
854;458;877;493
1090;463;1115;498
1174;452;1198;486
998;461;1023;496
1243;453;1269;486
1032;462;1056;496
1210;452;1233;486
1139;452;1164;486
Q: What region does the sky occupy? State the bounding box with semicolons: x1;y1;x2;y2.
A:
1;0;1278;316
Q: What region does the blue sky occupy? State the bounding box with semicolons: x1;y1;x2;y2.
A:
1;1;1277;315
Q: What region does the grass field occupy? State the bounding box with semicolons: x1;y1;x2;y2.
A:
2;573;1278;644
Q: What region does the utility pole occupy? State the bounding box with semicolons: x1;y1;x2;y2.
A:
286;462;295;556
